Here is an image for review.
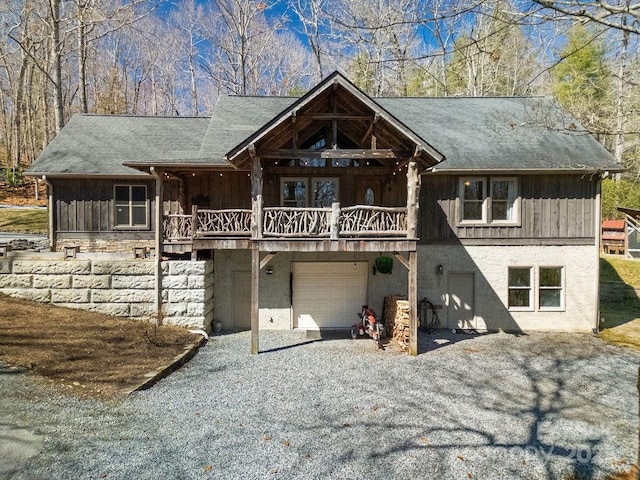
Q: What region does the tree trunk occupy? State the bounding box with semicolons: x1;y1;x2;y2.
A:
614;15;629;170
50;0;64;132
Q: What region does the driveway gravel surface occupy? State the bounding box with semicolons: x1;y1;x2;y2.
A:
2;330;639;479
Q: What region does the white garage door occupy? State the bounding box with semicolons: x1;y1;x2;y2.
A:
292;262;368;330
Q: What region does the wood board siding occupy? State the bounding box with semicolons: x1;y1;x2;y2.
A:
181;168;406;210
54;178;155;233
420;174;597;243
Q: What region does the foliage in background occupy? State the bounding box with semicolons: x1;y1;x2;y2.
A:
600;256;640;287
0;0;638;178
0;208;47;233
602;178;640;219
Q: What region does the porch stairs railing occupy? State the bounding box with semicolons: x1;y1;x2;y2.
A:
163;203;408;242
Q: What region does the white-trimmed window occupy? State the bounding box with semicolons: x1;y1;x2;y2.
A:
459;176;519;225
460;178;486;222
508;267;533;310
281;177;339;207
114;185;148;228
538;267;564;310
490;177;518;222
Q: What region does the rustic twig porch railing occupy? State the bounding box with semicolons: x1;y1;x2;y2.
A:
196;208;252;237
341;206;407;236
162;204;409;242
163;214;193;241
263;207;332;237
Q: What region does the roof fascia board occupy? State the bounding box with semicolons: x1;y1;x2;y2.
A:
427;167;625;175
25;173;153;179
123;162;236;170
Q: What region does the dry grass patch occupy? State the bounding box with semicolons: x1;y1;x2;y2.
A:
0;294;202;398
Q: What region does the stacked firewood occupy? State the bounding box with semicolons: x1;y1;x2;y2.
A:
383;295;410;347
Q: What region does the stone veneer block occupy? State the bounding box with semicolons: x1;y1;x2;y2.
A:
168;289;206;303
56;302;132;317
51;289;90;303
163;316;207;329
187;275;214;289
72;275;111;289
33;274;72;289
0;275;32;288
130;302;156;317
187;303;206;316
13;261;91;275
2;289;51;303
112;275;155;289
91;260;155;275
91;289;155;303
166;261;212;276
0;261;11;274
161;303;189;316
161;275;188;289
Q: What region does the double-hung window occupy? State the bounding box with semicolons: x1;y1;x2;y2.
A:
538;267;564;310
459;176;518;225
508;267;533;310
114;185;148;229
507;266;564;311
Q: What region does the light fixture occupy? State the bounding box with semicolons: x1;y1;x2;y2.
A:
436;264;444;275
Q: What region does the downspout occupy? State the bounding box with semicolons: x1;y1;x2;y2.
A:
150;167;164;327
41;175;54;251
594;174;603;334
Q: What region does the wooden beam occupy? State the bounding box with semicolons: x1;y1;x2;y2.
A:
406;160;420;239
298;114;374;120
260;252;277;270
151;167;164;326
292;112;298;150
408;251;418;356
257;149;412;159
251;156;263;239
393;252;410;270
251;245;260;354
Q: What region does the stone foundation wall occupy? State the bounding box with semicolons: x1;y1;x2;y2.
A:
55;239;155;255
0;256;213;331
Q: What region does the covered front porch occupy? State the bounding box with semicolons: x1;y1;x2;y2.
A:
135;73;445;355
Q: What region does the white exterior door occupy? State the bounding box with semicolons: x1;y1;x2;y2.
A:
447;272;475;329
292;262;368;330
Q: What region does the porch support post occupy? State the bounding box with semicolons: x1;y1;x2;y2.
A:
151;167;164;326
250;147;263;240
409;250;418;356
330;202;340;239
406;159;420;239
251;245;260;354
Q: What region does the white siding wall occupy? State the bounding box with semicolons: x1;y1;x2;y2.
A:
418;244;598;332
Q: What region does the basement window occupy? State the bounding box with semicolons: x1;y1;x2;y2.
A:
114;185;149;229
508;267;532;310
538;267;564;310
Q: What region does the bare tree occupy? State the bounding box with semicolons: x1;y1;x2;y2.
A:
531;0;640;35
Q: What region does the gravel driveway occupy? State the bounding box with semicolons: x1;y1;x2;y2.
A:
2;330;639;479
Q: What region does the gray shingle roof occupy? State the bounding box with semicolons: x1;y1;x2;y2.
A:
27;94;621;176
27;114;211;176
377;96;619;172
199;96;297;163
